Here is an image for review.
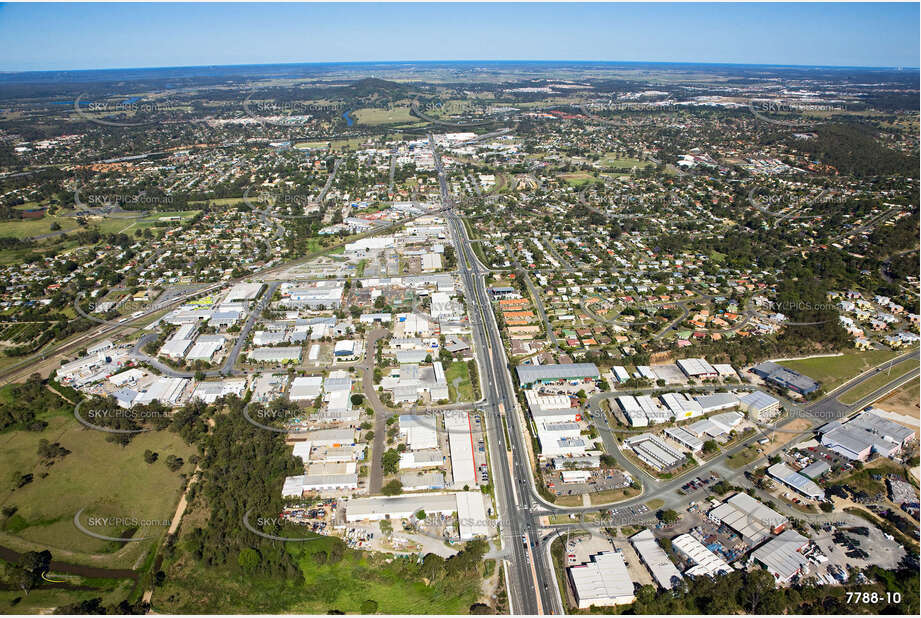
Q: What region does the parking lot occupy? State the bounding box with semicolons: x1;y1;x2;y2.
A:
545;467;632;498
677;471;721;496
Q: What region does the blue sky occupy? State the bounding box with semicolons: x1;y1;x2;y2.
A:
0;2;917;71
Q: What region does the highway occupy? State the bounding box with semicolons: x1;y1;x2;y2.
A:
431;136;564;614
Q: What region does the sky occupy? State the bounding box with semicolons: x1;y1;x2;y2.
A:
0;2;918;72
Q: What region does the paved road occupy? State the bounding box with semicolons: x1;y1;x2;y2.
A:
432;136;561;614
318;158;342;204
361;328;392;495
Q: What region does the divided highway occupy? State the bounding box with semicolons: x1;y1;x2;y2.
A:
431;136;561;614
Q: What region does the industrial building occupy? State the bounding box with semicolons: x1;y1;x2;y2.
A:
664;426;704;452
677;358;718;379
707;492;787;545
525;389;580;423
399;414;439;450
818;409;915;461
568;552;636;608
629;529;683;590
345;491;489;540
537;420;587;457
616;395;648;427
516;362;600;387
637;395;671;424
625;433;686;471
750;362;819;395
248;346;303;363
739;390;782;421
693;393;740;414
750;529;810;583
660;392;703;419
767;463;825;500
671;533;732;578
445;411;476;487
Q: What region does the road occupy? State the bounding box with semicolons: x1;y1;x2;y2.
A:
431;136;560;614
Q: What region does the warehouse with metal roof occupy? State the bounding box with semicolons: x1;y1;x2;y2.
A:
750;529;810;583
768;463;825;500
516;362;600;386
672;533;732;578
568;552;636;608
707;492;787;545
630;529;683;590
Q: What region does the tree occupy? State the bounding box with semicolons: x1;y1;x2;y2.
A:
165;455;184;471
381;448;400;474
702;439;719;454
144;449;159;464
658;509;679;525
382;480;403;495
237;548;261;572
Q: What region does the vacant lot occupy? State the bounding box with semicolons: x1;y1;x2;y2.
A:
0;413;195;568
445;361;474;402
557;172;601;187
876;376;920;419
0;215;80;239
839;359;920;405
778;349;903;392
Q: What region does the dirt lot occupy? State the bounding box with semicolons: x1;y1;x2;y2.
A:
765;417;814;454
875;377;920;423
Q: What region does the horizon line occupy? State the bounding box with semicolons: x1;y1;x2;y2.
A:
2;58;918;75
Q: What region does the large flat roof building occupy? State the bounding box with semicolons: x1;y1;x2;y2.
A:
516;362;600;387
568;552;636;608
707;492;787;545
751;362;819;395
445;411;476;487
819;409;915;461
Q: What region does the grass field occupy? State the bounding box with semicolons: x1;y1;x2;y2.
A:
778;349;905;392
156;532;480;614
0;573;135;614
353;106;417;126
838;359;920;405
89;210;201;235
0;215;81;239
725;443;763;470
0;412;196;568
557;172;602;187
445;361;473;402
589;486;640;505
